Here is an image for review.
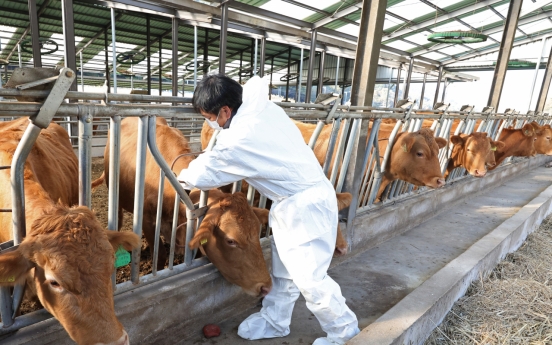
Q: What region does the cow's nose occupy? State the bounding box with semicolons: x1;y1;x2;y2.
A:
435;178;445;188
257;284;271;297
474;169;486;177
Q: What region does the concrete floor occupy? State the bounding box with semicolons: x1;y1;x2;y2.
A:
182;167;552;345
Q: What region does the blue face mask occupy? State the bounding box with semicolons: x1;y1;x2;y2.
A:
206;110;222;130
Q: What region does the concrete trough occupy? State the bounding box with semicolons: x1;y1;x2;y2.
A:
2;155;550;345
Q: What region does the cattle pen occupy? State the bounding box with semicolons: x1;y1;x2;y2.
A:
2;0;552;343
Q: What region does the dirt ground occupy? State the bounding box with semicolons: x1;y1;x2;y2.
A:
425;215;552;344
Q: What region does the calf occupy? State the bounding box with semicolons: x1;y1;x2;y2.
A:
447;132;505;177
489;123;537;170
529;121;552;155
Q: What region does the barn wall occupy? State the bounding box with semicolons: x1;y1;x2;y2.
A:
2;155;551;345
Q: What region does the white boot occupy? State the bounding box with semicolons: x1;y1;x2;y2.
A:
312;337;341;345
237;312;290;340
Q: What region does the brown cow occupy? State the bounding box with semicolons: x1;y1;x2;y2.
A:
377;128;447;200
446;132;505;178
529;121;552;155
93;117;272;296
0;117;140;345
489;123;537;170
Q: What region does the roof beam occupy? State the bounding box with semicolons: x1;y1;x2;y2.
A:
313;1;363;29
384;0;506;39
280;0;360;26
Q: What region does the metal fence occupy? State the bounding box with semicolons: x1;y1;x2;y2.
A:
0;69;549;334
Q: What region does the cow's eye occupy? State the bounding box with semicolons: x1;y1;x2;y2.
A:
547;137;551;140
416;152;424;157
226;239;237;247
47;279;63;291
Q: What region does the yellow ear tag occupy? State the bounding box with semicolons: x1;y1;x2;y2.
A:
490;146;497;151
0;276;15;283
200;239;208;245
402;143;408;152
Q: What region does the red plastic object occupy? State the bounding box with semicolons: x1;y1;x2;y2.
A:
203;324;221;338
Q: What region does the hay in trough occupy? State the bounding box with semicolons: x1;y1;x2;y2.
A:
425;215;552;344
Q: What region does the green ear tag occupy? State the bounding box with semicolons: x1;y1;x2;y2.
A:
200;239;208;245
0;276;15;283
490;146;497;151
115;245;131;268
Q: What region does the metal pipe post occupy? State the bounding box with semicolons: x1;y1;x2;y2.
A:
259;37;266;77
434;65;443;107
28;0;42;67
78;106;93;207
317;51;326;97
528;37;548;110
404;57;414;99
297;48;304;102
219;2;229;74
194;25;198;90
419;73;427;109
394;66;402;106
104;30;110;93
536;41;552;112
172;16;179;98
107;115;121;232
254;38;258;75
147;15;151;94
334;56;340;92
17;44;22;68
441;78;448;102
487;0;523;110
305;29;317;103
285;47;291;101
61;0;77;91
79;52;83;91
111;7;117;93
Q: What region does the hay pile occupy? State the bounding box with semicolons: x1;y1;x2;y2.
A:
426;215;552;344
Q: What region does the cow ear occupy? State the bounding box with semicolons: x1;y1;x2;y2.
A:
252;208;269;226
489;139;505;151
105;230;141;252
397;134;415;153
0;249;33;286
435;137;447;149
543;124;551;130
450;135;464;146
189;219;215;249
336;193;352;211
522;124;535;137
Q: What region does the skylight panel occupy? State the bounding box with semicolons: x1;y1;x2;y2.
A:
465;40;495;49
301;0;337;9
83;42;138;71
385;40;418;51
0;25;17;43
260;1;314;20
387;0;435;21
492;3;509;17
335;24;359;36
488;31;504;41
403;31;434;45
518;19;552;34
460;11;502;29
431;20;471;32
384;15;405;30
438;44;471;56
420;51;448;60
430;0;460;10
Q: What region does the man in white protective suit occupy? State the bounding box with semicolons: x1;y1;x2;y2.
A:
177;74;360;345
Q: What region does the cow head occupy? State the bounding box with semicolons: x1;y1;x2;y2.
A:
530;122;552;155
389;128;447;188
0;206;140;345
188;190;272;297
450;133;505;177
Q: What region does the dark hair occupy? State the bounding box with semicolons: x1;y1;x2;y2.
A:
192;74;242;114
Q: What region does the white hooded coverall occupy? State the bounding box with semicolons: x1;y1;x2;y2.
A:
178;76;359;344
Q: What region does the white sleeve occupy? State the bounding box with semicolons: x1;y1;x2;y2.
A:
177;142;250;191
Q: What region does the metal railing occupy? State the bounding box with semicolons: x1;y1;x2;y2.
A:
0;75;549;334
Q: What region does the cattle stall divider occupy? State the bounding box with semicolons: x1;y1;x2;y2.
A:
0;81;550;334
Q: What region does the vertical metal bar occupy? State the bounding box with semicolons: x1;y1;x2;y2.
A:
172;16;179;98
17;44;22;68
61;0;77;91
528;37;548;111
239;51;243;84
404;57;414;99
335;56;340;91
159;37;162;96
306;29;317;103
308;121;326;149
219;2;229;74
104;30;110;94
394;66;402;106
111;7;117;93
193;25;198;90
385;68;393;107
487;0;523;110
147;15;151;94
0;287;14;327
108;116;121;231
536;41;552;112
322;118;342;176
168;193;179;270
28;0;41;67
297;48;304;102
434;65;443;107
184;209;195;266
329;119;350;185
285;47;291;101
269;56;274;99
336;118;360;192
79;52;83;91
232;181;242;193
130;116;148;284
247;185;255;206
441;78;448;102
317;51;326;97
152;169;165;275
203;28;209;76
259;37;266;78
419;73;427;109
254;38;258;75
78;106;92;208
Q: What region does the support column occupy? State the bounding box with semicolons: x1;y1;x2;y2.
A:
147;15;151;94
343;0;387;237
536;43;552;112
104;30;110;93
285;47;291;101
28;0;41;67
305;29;317;103
61;0;77;91
317;51;326;97
441;77;448;102
393;66;402;106
159;37;162;96
219;3;229;74
203;29;209;75
419;73;427;109
528;37;548;110
259;37;266;77
487;0;523;110
172;17;179;97
434;65;443;107
404;57;414;99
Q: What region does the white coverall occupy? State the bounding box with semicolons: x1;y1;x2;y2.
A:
178;76;359;345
